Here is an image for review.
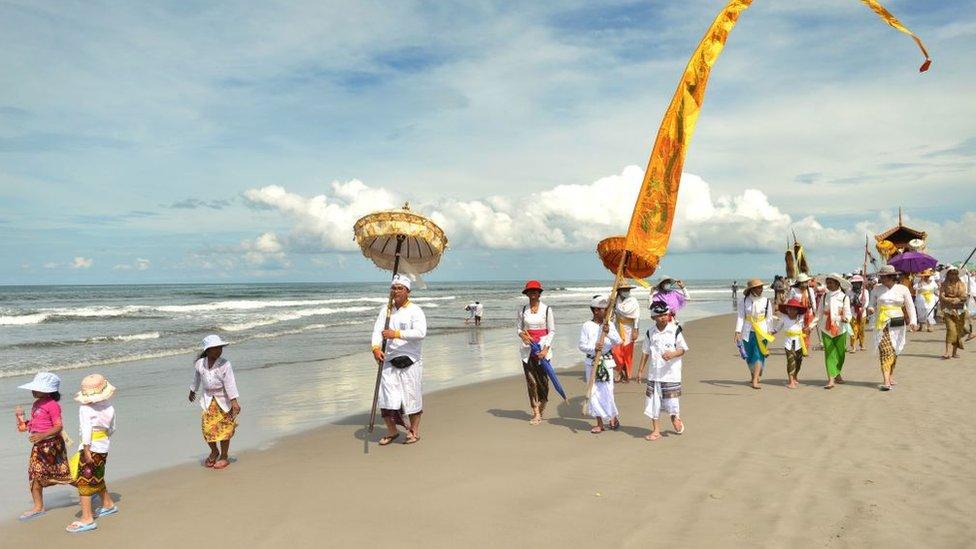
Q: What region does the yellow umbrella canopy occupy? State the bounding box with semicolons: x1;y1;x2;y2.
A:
353;203;447;274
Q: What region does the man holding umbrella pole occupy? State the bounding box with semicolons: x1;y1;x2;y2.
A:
371;274;427;445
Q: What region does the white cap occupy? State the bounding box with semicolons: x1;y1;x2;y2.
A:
202;334;230;351
590;294;610;309
18;372;61;393
391;274;412;291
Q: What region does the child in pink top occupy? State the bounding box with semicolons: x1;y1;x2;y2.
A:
13;372;73;521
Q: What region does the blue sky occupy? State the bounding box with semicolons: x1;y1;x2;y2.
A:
1;0;974;284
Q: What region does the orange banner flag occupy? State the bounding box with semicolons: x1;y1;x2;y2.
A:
623;0;753;271
860;0;932;72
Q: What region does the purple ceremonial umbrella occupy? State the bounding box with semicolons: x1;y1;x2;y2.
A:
887;251;937;274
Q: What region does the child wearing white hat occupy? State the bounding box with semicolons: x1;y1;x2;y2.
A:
13;372;73;521
578;295;623;434
66;374;118;534
189;335;240;469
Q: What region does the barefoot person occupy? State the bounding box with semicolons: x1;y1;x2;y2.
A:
940;266;969;359
817;274;852;389
13;372;72;522
66;374;118;534
189;335;240;469
848;275;869;352
371;275;427;445
769;298;809;389
639;301;688;441
735;279;774;389
868;265;918;391
517;280;554;425
612;281;640;383
579;295;622;434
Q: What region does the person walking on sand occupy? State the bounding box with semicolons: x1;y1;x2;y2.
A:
371;275;427;445
939;266;969;359
639;301;688;441
13;372;72;522
848;275;869;352
789;273;816;351
731;280;738;311
735;279;774;390
579;295;622;434
868;265;918;391
612;280;640;383
914;269;939;331
189;335;241;467
65;374;118;534
517;280;555;425
769;298;809;389
817;274;852;389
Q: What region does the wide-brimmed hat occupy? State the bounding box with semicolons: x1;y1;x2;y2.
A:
792;273;812;285
522;280;543;294
201;334;230;351
18;372;60;394
919;268;933;277
877;265;899;277
74;374;116;404
778;298;807;314
851;275;864;283
590;294;610;309
655;276;676;289
618;279;637;290
824;273;852;292
745;278;764;291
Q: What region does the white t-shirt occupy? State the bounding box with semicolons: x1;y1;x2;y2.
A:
641;323;689;382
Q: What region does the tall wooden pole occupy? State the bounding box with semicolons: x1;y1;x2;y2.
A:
368;234;406;433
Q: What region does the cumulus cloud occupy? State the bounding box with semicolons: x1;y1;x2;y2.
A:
114;258;151;271
167;198;230;210
240;168;974;260
241;233;289;267
70;257;94;269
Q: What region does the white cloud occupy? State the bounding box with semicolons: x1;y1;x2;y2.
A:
241;232;289;267
71;257;93;269
113;258;151;271
242;167;975;259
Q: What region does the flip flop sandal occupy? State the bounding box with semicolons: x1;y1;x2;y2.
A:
213;459;230;469
610;420;620;431
204;456;217;468
95;506;119;518
404;435;421;445
879;385;892;391
378;433;400;446
18;510;47;521
671;416;685;434
66;521;98;533
590;426;603;434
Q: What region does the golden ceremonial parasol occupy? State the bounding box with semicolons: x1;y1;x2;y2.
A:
353;203;447;432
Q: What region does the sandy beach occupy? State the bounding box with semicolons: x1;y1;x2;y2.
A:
3;313;973;548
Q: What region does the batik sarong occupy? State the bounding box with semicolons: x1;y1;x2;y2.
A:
27;435;72;486
202;399;237;443
743;332;766;373
522;358;549;412
945;310;969;351
879;328;897;374
644;381;681;420
75;452;108;497
785;348;803;378
851;314;866;348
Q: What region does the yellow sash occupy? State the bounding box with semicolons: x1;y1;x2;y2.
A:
920;289;934;303
875;305;903;331
786;327;808;356
69;430;109;479
746;314;775;355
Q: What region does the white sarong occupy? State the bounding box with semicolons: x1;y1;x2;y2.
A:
378;360;423;414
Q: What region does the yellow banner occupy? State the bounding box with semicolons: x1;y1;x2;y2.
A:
860;0;932;71
623;0;753;266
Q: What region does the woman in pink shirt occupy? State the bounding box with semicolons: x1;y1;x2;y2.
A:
13;372;73;521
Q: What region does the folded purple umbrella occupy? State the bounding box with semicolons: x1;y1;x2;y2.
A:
888;251;937;274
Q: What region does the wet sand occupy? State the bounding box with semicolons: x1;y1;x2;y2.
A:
4;314;974;548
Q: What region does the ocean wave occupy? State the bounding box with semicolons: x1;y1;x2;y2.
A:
0;313;50;325
87;332;161;343
218;306;375;332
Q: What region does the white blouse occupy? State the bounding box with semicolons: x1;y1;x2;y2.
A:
869;284;918;326
78;402;116;454
735;295;773;338
516;301;555;361
815;290;852;335
190;357;240;412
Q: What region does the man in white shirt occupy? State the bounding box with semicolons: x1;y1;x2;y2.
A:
474;301;484;326
371;275;428;445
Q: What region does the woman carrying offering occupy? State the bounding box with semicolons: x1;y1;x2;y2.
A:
517;280;554;425
189;335;241;468
939;266;969;359
735;279;774;390
13;372;72;522
868;265;918;391
579;295;622;434
817;274;852;389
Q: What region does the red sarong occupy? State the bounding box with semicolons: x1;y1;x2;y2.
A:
611;341;635;379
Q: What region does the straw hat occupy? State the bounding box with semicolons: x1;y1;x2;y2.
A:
522;280;543;294
778;298;806;314
745;278;764;291
74;374;116;404
877;265;899;277
18;372;61;394
618;279;637;290
824;273;852;292
202;334;230;351
851;275;864;283
655;276;676;290
919;268;933;277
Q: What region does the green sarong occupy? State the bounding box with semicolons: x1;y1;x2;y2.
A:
822;332;848;378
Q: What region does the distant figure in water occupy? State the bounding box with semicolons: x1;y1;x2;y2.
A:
474;301;483;327
732;281;739;311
